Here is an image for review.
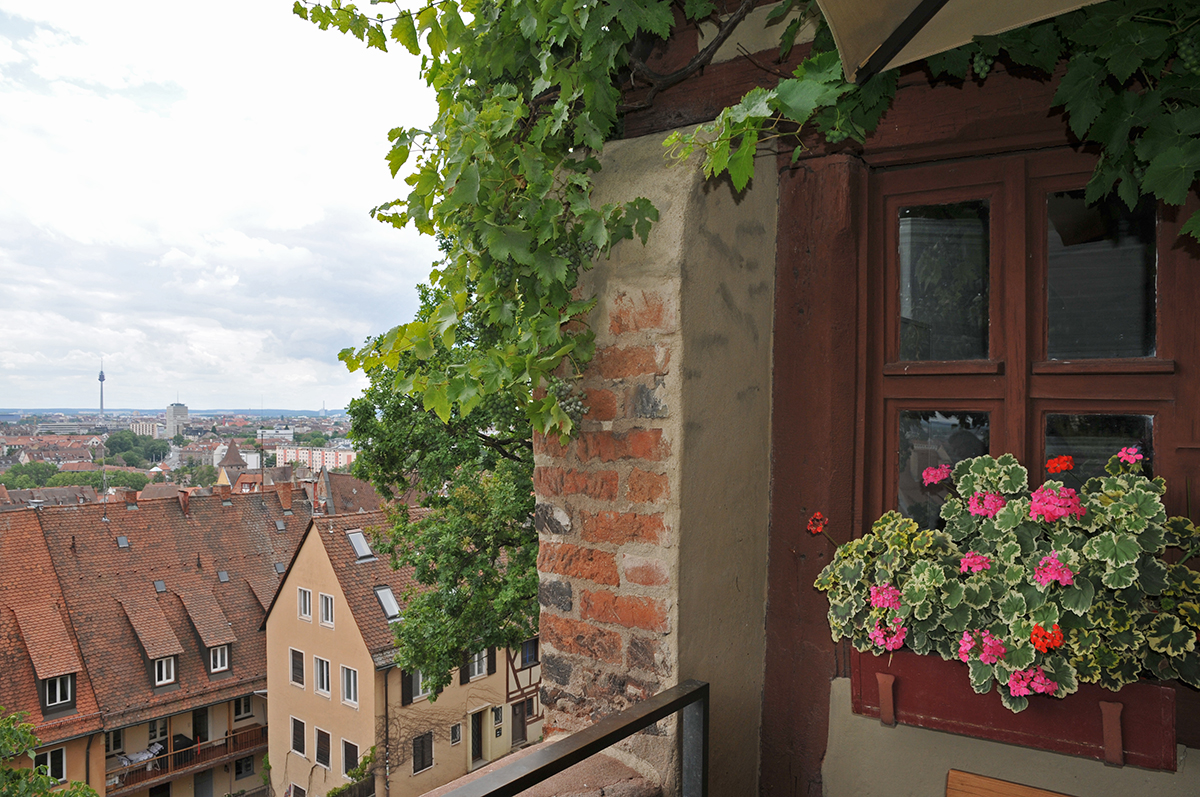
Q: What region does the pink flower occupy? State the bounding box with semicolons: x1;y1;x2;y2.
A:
1029;485;1086;523
968;491;1007;518
958;630;975;662
1118;446;1143;465
959;551;992;574
870;584;902;610
1033;551;1074;587
979;630;1007;664
922;464;952;486
958;629;1006;664
1009;666;1057;697
868;617;908;651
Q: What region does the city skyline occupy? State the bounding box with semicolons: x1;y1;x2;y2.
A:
0;2;440;410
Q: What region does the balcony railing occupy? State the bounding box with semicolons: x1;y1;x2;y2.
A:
106;724;268;796
336;778;375;797
440;679;708;797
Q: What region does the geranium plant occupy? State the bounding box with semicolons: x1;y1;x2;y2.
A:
814;450;1200;712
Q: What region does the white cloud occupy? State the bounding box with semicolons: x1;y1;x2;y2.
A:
0;1;441;410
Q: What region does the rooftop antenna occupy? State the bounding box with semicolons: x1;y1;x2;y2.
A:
98;359;105;423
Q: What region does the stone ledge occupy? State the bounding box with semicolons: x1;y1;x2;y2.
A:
419;742;662;797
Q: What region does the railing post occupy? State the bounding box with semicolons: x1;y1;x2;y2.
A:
681;682;708;797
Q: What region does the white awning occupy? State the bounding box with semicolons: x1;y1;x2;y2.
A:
815;0;1109;83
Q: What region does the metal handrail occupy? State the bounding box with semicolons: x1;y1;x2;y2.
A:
441;679;708;797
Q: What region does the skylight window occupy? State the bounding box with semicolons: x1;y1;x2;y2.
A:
374;586;401;621
154;580;166;593
275;520;287;531
275;562;287;574
347;531;374;560
218;570;230;583
116;536;129;548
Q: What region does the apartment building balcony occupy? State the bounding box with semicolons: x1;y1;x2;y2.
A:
105;725;268;797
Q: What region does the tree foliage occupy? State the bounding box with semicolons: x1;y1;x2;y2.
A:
1;710;96;797
45;470;150;491
0;462;59;489
347;284;537;694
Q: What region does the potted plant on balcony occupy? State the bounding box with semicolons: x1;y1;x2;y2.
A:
813;450;1200;765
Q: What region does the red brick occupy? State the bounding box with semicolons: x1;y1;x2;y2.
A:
625;468;668;503
537;542;620;586
533;431;570;458
608;291;673;335
580;590;670;633
576;429;669;463
583;388;618;421
593;346;667;379
580;511;664;545
622;555;669;586
540;613;623;664
534;467;619;500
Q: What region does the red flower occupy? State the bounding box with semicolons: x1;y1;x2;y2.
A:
1031;623;1064;653
1046;455;1074;474
807;512;828;535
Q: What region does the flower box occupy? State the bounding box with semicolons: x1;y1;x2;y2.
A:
851;648;1177;770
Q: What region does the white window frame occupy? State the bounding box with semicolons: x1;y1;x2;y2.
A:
44;674;72;707
341;739;359;778
289;648;305;687
290;716;306;757
154;656;176;686
105;729;124;755
374;586;401;622
492;706;504;727
148;718;167;742
319;593;334;627
449;723;462;746
413;670;432;700
34;747;65;783
467;650;487;680
234;696;253;720
292;785;307;797
314;727;331;770
314;656;331;697
234;755;254;779
298;587;312;621
341;666;359;707
210;645;229;673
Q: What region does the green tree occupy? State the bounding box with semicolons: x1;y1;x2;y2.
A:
1;709;96;797
173;434;187;446
0;462;59;489
46;471;149;491
143;440;170;463
116;452;145;469
348;286;536;694
103;430;139;455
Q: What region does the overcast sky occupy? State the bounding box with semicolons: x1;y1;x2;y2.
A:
0;1;440;412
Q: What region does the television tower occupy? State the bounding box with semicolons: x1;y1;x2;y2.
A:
98;360;105;421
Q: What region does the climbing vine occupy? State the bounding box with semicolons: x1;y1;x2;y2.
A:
296;0;1200;439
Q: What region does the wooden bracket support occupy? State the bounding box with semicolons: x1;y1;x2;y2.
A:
1099;701;1124;766
876;672;896;727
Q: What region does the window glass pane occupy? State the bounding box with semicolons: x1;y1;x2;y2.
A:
1047;190;1156;359
1044;414;1153;481
899;410;990;528
898;201;990;361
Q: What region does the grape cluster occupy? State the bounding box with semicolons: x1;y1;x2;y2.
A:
973;51;995;80
824;128;849;144
1178;32;1200;76
549;378;588;423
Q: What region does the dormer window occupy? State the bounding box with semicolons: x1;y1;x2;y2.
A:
374;586;401;622
210;645;229;673
154;656;176;686
347;531;374;561
42;673;75;713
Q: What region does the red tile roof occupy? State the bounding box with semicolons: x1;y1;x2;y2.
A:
119;593;186;660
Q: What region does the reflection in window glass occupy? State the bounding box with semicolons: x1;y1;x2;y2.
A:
899;411;990;528
1044;414;1153;482
1047;190;1156;359
898;201;989;361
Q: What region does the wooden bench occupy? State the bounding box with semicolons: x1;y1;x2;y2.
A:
947;770;1076;797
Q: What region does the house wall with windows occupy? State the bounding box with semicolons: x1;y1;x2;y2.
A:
265;513;541;797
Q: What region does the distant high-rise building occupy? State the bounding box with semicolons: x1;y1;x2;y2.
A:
166;402;189;437
98;362;105;420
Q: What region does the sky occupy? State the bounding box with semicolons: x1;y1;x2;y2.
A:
0;1;441;412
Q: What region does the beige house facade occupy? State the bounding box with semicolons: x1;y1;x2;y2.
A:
264;511;541;797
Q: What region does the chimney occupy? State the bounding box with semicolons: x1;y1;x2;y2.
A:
277;482;293;511
119;488;138;506
178;490;190;517
216;484;232;500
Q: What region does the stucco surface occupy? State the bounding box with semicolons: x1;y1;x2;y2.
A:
822;677;1200;797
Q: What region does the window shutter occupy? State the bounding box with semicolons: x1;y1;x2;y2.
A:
401;670;413;706
487;647;497;675
460;652;470;685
